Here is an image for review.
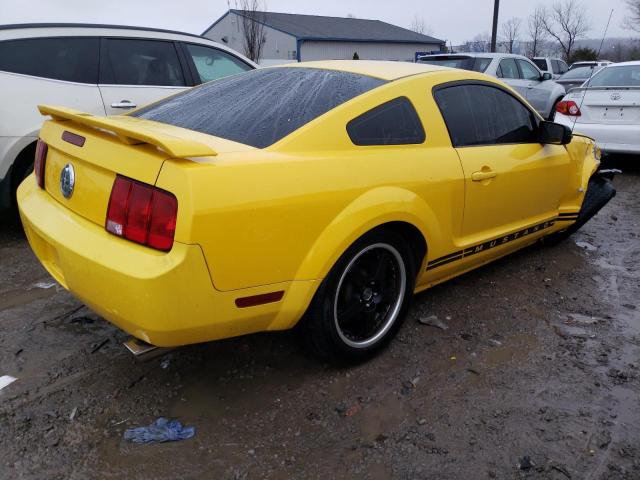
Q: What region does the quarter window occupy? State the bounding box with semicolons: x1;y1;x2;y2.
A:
347;97;425;146
184;44;251;84
497;58;520;79
518;60;541;80
101;39;185;86
434;84;538;147
0;37;99;83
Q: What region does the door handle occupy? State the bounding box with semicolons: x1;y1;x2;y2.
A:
111;100;137;109
471;170;497;182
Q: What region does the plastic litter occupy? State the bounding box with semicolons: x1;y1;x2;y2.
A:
0;375;17;392
123;418;195;444
418;315;449;330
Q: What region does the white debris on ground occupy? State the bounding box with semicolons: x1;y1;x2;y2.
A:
0;375;17;392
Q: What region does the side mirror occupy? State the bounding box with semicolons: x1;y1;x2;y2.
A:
539;121;572;145
541;72;553;81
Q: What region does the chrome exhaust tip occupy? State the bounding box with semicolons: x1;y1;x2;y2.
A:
123;337;173;361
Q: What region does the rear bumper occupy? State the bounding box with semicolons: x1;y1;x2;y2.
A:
555;116;640;154
17;176;318;346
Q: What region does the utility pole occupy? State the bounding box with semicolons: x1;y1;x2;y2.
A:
490;0;500;52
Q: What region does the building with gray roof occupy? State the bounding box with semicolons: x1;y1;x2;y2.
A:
203;10;445;65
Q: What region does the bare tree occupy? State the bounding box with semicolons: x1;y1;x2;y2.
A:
236;0;267;63
623;0;640;32
542;0;590;61
463;33;492;53
501;17;522;53
527;6;548;57
410;15;433;36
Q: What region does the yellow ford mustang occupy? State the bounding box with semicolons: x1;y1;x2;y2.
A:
18;61;615;361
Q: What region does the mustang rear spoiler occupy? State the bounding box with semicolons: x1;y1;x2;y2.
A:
38;105;218;158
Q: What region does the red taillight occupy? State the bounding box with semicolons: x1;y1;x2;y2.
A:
106;175;178;252
556;100;582;117
34;139;48;188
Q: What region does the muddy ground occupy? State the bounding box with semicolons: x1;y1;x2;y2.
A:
1;158;639;480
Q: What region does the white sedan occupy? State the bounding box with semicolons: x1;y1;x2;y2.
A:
554;61;640;155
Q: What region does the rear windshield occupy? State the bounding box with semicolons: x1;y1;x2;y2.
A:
532;58;547;70
588;66;640;87
132;67;386;148
419;56;491;73
560;66;598;80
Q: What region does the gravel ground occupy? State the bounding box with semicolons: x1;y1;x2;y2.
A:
0;158;638;480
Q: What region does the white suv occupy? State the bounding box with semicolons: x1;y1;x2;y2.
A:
532;57;569;79
0;24;256;213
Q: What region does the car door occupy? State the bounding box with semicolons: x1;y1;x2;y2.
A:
516;59;548;116
496;57;529;98
433;82;571;245
180;43;254;84
99;38;190;115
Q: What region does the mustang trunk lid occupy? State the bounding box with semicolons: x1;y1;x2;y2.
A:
37;105;251;228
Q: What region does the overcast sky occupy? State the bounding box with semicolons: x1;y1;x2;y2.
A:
1;0;633;45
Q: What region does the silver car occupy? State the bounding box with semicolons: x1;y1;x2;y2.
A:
419;53;567;119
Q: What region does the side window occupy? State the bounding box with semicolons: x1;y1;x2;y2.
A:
434;84;538;147
0;37;99;83
101;39;185;86
498;58;520;79
185;44;252;84
518;60;541;81
551;60;561;74
559;61;569;74
347;97;425;146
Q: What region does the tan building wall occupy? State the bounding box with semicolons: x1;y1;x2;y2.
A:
203;12;298;65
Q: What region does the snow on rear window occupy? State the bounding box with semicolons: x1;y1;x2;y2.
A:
132;67;386;148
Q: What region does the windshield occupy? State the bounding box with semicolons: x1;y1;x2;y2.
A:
560;66;600;80
532;59;547;70
132;67;386;148
419;56;491;72
587;65;640;87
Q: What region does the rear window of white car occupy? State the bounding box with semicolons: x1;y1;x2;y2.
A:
0;37;99;83
133;67;386;148
588;66;640;87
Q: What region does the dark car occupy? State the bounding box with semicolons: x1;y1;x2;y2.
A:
556;66;603;92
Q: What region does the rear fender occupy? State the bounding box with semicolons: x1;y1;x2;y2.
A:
293;186;437;281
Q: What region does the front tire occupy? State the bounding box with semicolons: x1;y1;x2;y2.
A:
299;230;416;362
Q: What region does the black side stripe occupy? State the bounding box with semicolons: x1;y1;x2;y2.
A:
426;214;577;271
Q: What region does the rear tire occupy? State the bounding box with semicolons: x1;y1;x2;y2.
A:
10;143;36;211
298;229;416;362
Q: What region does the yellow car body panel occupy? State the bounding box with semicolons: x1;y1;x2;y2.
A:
18;62;600;347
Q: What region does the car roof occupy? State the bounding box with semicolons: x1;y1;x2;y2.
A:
0;23;258;67
422;52;525;59
603;60;640;67
0;23;205;40
278;60;447;81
